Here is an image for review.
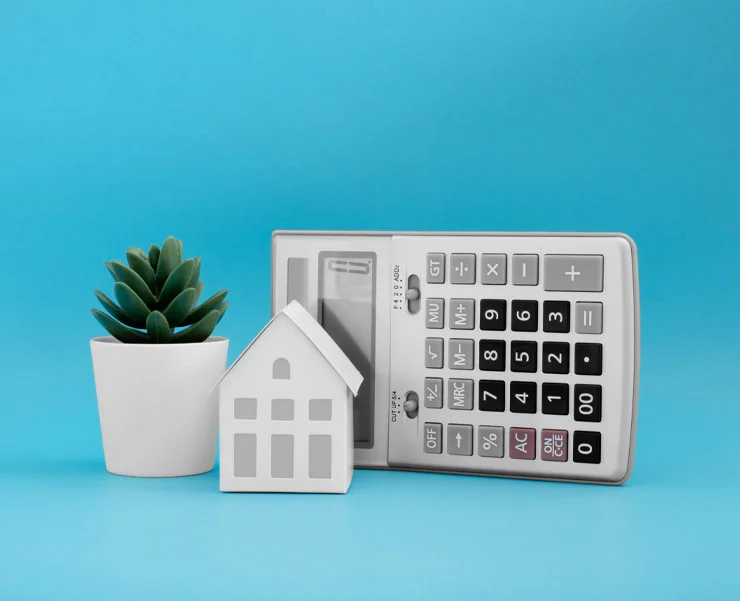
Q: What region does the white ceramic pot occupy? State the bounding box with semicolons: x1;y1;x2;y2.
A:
90;336;229;477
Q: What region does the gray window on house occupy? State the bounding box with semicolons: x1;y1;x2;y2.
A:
272;358;290;380
271;398;294;421
309;435;332;479
234;398;257;420
309;398;332;421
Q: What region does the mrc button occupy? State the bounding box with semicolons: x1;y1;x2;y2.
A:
544;255;604;292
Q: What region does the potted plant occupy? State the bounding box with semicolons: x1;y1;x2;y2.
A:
90;236;229;477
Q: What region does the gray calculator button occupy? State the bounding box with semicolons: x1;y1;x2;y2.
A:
448;379;473;410
478;426;505;458
449;298;475;330
450;254;476;284
575;302;603;334
425;338;444;369
423;422;443;454
426;298;445;329
424;378;443;409
512;254;539;285
481;254;507;284
447;424;473;456
544;255;604;292
449;339;474;370
426;253;445;284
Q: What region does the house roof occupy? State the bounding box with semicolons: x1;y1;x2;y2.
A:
214;300;363;395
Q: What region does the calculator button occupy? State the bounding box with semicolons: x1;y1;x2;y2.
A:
541;430;568;462
511;341;537;373
478;426;505;458
423;378;443;409
510;381;537;414
512;300;538;332
575;343;602;376
480;299;506;331
447;424;473;456
574;384;602;422
509;428;536;460
573;431;601;464
543;300;571;333
425;338;444;369
542;342;570;374
448;379;474;410
542;383;569;415
425;298;444;329
544;255;604;292
449;298;475;330
512;255;539;286
450;254;476;284
575;302;603;334
479;380;505;412
479;340;506;371
426;253;445;284
481;254;507;285
449;339;474;370
423;422;443;454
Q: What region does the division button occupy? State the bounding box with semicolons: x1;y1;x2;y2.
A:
426;253;446;284
512;255;539;286
575;302;603;334
481;254;507;285
423;422;443;454
447;424;473;456
425;298;445;329
425;338;444;369
450;254;476;284
423;377;444;409
544;255;604;292
509;428;536;460
478;426;505;458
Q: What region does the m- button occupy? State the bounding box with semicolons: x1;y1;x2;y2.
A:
544;255;604;292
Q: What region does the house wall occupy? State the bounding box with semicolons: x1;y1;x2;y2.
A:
219;314;352;493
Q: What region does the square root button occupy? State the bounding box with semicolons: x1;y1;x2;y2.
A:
544;255;604;292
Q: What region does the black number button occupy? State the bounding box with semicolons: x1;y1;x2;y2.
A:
510;381;537;414
511;300;538;332
542;383;569;415
574;384;602;422
511;341;537;373
479;340;506;371
479;380;505;412
543;301;570;333
575;343;603;376
480;300;506;331
543;342;570;374
573;431;601;464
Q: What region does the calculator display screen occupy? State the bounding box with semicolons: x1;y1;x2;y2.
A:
318;252;376;448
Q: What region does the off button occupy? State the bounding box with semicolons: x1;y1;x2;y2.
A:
544;255;604;292
423;422;442;454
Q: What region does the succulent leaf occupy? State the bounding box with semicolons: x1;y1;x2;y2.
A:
180;289;228;326
148;244;160;270
113;282;152;323
146;311;171;343
104;261;117;280
155;236;180;294
188;257;201;289
176;239;184;263
91;309;150;343
171;310;219;343
110;260;157;308
126;249;156;290
158;259;195;308
216;301;228;324
194;280;204;304
162;288;197;327
94;290;143;328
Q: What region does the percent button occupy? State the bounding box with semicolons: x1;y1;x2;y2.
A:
478;426;505;458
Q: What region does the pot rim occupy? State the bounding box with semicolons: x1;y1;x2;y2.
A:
91;335;228;347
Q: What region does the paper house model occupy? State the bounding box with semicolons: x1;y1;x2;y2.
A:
217;300;363;493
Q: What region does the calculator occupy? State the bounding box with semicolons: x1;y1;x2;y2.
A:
271;231;640;485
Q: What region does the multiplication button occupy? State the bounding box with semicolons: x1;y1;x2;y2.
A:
423;422;443;454
447;424;473;456
478;426;505;458
481;254;507;285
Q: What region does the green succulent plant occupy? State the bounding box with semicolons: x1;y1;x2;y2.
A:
91;236;228;344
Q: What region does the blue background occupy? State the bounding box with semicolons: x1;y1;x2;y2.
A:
1;1;738;599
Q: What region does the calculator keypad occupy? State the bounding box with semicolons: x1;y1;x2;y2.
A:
413;249;613;474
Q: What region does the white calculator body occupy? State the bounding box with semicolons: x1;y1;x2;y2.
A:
271;231;640;485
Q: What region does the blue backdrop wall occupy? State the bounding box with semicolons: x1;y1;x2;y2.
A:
0;1;738;599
